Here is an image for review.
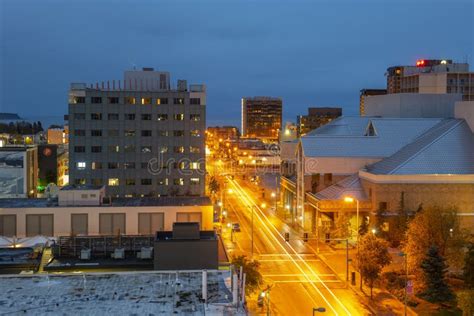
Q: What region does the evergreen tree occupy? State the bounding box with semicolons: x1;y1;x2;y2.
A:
463;243;474;288
420;245;454;303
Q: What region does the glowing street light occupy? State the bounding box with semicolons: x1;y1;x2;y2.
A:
228;189;233;194
271;192;276;198
261;203;266;209
371;228;377;234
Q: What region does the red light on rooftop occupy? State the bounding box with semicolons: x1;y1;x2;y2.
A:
416;59;426;67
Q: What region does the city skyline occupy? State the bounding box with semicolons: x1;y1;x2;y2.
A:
1;0;472;125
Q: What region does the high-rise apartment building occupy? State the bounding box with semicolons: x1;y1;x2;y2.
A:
241;97;282;141
297;107;342;136
386;59;473;101
68;68;206;198
359;89;387;116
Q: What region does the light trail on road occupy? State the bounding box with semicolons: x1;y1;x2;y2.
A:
227;176;352;316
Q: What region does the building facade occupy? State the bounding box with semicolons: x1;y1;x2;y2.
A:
386;59;473;101
297;107;342;136
0;186;213;238
0;146;38;198
68;68;206;197
241;97;282;141
359;89;387;116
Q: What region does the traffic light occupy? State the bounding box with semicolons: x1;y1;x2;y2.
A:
303;232;308;242
284;232;290;242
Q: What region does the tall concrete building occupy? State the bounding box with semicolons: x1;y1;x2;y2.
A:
68;68;206;198
386;59;473;101
241;97;282;141
359;89;387;116
297;107;342;136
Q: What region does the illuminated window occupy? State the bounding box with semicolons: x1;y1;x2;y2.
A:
190;146;200;153
160;146;168;153
156;98;168;105
158;178;168;186
190;130;201;137
108;145;120;153
158;130;168;136
141;146;152;153
190;178;200;185
91;162;102;170
108;178;119;186
174;178;184;186
157;114;168;121
190;162;200;170
174;146;184;153
76;162;86;170
75;178;86;185
190;114;200;121
141;98;151;105
174;114;184;121
125;97;136;104
124;130;136;137
73;97;85;104
174;98;185;105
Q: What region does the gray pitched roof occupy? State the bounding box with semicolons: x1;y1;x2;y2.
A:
366;119;474;175
301;117;443;158
315;174;368;201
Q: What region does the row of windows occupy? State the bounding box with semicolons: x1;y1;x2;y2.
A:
74;113;201;121
74;145;201;154
0;212;201;237
76;161;201;170
74;129;201;137
73;96;201;105
74;177;200;186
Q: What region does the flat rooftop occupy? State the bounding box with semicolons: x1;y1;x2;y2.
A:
0;271;237;315
0;196;212;208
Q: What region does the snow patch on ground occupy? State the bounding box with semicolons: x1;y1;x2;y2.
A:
0;271;244;315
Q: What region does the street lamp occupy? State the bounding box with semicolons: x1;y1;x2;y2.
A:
313;307;326;314
371;228;377;234
343;196;360;244
399;252;408;316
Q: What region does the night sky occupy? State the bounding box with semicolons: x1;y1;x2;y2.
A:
1;0;472;127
